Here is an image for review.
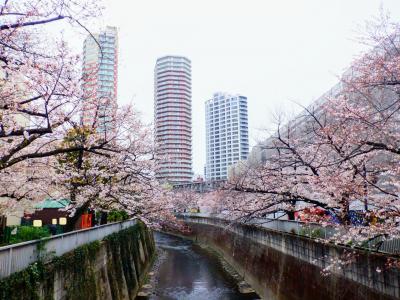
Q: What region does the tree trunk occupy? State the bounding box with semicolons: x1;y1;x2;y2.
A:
287;211;295;220
339;194;351;225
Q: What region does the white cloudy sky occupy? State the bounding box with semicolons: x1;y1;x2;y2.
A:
83;0;400;176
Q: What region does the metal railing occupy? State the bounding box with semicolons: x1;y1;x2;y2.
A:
0;219;137;279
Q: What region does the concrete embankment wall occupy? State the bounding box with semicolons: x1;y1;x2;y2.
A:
182;216;400;300
0;221;155;300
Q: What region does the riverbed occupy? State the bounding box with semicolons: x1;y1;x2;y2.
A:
145;232;260;300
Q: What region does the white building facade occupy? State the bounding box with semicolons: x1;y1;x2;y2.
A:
205;92;249;181
82;26;118;134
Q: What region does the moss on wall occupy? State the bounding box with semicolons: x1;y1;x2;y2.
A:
184;220;399;300
0;261;45;300
0;221;155;300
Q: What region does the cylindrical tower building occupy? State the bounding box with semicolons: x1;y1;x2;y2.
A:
154;56;192;184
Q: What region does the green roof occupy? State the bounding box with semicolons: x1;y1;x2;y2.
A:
35;199;70;209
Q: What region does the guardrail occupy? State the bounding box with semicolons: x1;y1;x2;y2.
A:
178;213;400;254
0;219;137;279
179;214;400;298
250;218;400;253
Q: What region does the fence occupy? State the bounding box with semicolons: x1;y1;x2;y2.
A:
250;217;400;254
181;214;400;298
179;213;400;254
0;219;137;279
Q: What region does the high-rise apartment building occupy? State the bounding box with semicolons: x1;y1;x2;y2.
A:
82;26;118;133
205;92;249;181
154;56;192;184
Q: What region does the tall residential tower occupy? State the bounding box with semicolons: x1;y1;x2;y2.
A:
154;56;192;184
205;92;249;181
82;26;118;133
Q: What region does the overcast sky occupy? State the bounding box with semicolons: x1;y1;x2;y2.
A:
90;0;400;176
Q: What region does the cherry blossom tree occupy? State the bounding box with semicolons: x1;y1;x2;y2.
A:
0;0;103;204
0;0;177;227
205;15;400;249
53;105;167;228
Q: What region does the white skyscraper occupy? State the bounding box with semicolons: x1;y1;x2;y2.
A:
205;92;249;181
82;26;118;133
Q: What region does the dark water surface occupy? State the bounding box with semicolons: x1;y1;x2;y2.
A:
149;232;259;300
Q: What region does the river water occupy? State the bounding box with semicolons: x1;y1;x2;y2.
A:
148;232;260;300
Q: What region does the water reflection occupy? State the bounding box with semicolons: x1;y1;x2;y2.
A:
150;232;259;300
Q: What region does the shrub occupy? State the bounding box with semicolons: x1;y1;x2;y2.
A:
107;210;129;223
9;226;51;244
299;226;325;239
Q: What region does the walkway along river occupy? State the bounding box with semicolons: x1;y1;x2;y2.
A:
144;232;260;300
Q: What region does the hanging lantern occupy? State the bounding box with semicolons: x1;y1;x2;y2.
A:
33;220;42;227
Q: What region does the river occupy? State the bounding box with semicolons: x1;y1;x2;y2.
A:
147;232;260;300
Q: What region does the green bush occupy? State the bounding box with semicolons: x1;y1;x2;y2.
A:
310;228;325;238
9;226;51;244
298;227;325;239
107;210;129;223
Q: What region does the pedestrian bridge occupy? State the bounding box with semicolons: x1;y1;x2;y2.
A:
173;180;226;193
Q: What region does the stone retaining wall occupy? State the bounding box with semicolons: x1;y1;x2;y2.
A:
0;221;155;300
182;216;399;300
